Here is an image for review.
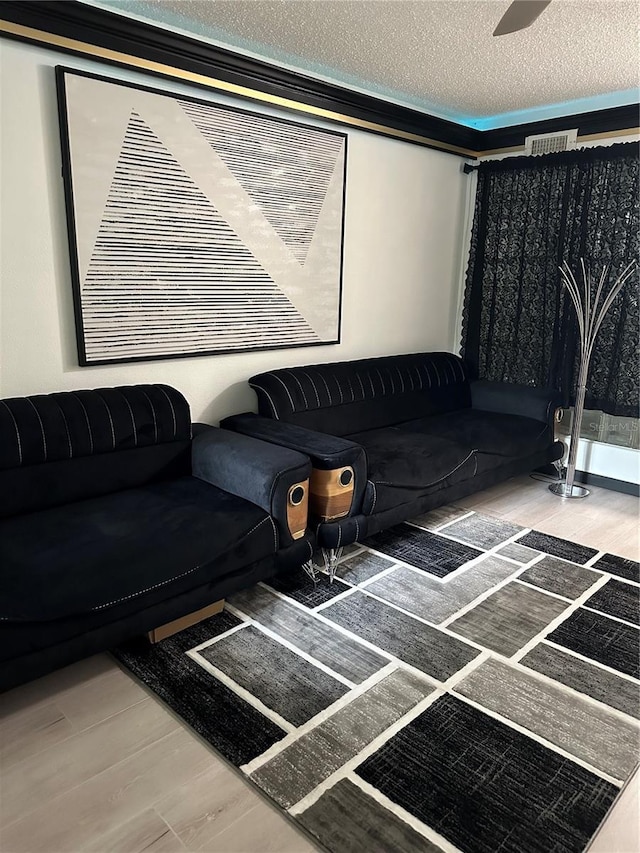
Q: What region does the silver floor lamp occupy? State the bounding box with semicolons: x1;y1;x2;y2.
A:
550;258;637;499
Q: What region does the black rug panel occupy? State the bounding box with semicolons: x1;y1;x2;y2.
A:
592;553;640;584
267;569;351;607
516;531;598;565
585;579;640;625
356;694;618;853
365;524;482;577
547;608;640;679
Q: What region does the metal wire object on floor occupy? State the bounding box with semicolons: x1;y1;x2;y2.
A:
550;258;637;500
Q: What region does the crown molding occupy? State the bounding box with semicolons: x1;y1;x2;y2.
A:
0;0;478;157
0;0;637;159
476;106;639;155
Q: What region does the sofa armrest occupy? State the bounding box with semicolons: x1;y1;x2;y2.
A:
471;380;561;426
221;413;368;519
192;427;311;546
192;422;214;437
222;413;362;468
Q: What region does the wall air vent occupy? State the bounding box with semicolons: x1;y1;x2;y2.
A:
525;129;578;155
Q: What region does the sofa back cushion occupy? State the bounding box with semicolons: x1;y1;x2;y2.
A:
249;352;471;437
0;385;192;517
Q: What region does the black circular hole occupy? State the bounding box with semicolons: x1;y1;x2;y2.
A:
339;469;353;487
290;485;305;506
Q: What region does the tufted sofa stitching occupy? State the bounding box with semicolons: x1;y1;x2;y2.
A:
0;385;190;469
250;353;469;418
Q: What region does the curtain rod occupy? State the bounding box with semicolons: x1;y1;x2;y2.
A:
463;141;636;176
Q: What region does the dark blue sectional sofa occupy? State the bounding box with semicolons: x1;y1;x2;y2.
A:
0;384;313;691
224;352;564;575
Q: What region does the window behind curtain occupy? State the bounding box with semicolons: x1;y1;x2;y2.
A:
461;142;639;419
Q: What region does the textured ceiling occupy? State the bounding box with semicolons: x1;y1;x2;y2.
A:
86;0;640;127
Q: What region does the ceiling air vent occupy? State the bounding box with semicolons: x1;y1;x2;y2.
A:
525;129;578;155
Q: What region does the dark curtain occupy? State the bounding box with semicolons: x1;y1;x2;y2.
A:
461;142;639;417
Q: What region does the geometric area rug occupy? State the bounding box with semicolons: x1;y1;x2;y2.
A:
114;506;640;853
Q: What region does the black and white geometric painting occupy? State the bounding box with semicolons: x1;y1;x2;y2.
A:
56;69;346;365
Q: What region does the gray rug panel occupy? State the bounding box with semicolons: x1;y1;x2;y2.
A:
365;556;516;624
521;643;640;720
311;543;363;570
365;524;482;577
496;542;540;563
356;694;619;853
448;581;569;656
113;612;287;766
322;591;480;681
592;553;640;584
584;579;640;625
455;658;640;780
298;778;444;853
519;556;602;599
200;625;348;726
516;531;598;565
251;667;434;808
341;543;363;557
440;514;523;550
335;551;397;585
547;608;640;679
409;505;470;531
229;585;389;683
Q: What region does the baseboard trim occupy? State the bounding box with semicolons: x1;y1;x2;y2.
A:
535;464;639;496
573;470;640;497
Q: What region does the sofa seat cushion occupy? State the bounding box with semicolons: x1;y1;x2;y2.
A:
347;428;477;515
0;477;276;623
0;538;313;668
396;409;552;464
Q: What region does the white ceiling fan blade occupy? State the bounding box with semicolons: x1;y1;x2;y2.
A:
493;0;552;36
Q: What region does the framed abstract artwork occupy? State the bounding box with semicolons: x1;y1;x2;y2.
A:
56;68;347;365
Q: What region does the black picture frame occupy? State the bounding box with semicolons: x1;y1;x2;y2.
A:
55;66;348;366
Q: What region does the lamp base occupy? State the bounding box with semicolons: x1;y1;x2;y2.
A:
548;482;590;499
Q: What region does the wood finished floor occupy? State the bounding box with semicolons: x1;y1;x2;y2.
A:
0;475;638;853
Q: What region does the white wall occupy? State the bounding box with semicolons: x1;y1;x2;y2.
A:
0;39;468;422
571;438;640;487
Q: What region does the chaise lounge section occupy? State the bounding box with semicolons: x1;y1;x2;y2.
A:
0;384;313;691
224;352;564;574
